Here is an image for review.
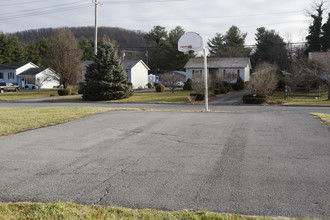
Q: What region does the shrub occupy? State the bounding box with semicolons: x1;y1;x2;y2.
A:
183;78;193;91
214;87;227;95
232;76;244;90
243;94;266;104
58;89;70;96
190;93;205;101
222;81;230;92
155;83;165;92
247;62;279;96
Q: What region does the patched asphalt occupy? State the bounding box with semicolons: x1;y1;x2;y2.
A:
0;110;329;218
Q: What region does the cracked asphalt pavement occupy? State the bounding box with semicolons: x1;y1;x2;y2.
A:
0;109;329;219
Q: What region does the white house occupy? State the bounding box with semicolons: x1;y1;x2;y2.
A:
0;62;59;88
122;60;150;89
184;57;251;83
18;68;59;89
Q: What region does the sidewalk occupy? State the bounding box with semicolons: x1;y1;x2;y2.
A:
18;94;82;102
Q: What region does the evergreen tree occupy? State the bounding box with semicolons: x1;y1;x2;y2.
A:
305;2;325;53
144;26;168;73
321;13;330;51
252;27;289;70
208;26;250;57
163;26;195;71
83;39;133;101
79;37;94;60
207;33;225;57
0;33;26;64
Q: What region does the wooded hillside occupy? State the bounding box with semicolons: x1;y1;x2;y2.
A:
8;26;146;49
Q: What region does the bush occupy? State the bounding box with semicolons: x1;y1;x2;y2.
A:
222;81;230;92
190;93;205;101
232;76;244;90
214;87;227;95
58;89;70;96
183;78;193;91
243;94;266;104
155;83;165;92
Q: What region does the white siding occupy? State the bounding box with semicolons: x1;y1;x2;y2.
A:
16;63;38;75
130;62;148;89
36;69;60;88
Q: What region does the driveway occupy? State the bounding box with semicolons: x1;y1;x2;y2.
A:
0;110;329;218
210;90;247;105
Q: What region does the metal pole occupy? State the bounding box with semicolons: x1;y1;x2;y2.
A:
94;0;98;55
203;47;209;112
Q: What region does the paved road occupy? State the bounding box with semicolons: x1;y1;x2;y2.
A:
1;101;330;114
209;90;247;105
0;110;329;218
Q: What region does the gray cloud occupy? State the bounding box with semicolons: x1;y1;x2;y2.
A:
0;0;317;44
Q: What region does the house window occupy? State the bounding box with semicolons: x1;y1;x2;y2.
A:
0;72;3;79
8;72;15;79
237;70;240;78
192;70;202;79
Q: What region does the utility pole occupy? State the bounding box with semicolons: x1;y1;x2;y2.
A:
93;0;102;55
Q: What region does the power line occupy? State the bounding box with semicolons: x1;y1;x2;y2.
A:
0;1;88;16
0;0;52;7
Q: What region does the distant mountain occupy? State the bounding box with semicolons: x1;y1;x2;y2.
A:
8;26;147;49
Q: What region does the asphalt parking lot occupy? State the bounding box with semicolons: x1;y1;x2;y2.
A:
0;110;329;218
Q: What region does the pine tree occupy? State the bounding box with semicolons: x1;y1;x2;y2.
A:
207;26;251;57
321;13;330;51
82;39;133;101
305;2;324;53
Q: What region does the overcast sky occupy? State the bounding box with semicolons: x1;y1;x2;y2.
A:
0;0;322;45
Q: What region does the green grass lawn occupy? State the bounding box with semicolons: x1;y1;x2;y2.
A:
0;107;111;137
110;90;192;103
312;113;330;126
0;202;308;220
271;90;330;106
0;89;59;101
48;90;194;104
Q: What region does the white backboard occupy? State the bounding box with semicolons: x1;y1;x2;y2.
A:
178;32;203;53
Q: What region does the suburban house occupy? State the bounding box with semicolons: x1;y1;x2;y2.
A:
184;57;251;83
0;62;59;89
78;59;150;90
165;71;188;82
122;59;150;89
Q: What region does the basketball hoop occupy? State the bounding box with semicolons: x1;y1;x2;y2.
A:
178;32;209;112
178;32;203;53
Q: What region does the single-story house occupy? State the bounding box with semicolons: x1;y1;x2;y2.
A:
0;62;59;88
18;68;59;89
122;59;150;89
165;71;188;82
184;57;251;83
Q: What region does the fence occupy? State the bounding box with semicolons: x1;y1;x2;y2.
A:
284;86;326;100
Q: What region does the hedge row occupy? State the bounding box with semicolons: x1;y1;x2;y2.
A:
243;95;266;104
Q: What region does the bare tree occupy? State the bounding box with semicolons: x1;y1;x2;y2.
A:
161;73;183;93
247;62;279;97
287;58;323;91
44;28;82;88
35;69;58;93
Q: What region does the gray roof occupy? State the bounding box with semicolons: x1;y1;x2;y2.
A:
122;60;150;70
18;68;46;76
185;57;251;69
0;62;30;70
